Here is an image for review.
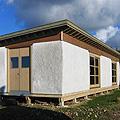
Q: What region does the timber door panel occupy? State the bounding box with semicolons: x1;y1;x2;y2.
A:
20;68;29;91
10;49;19;91
10;69;19;91
20;48;30;91
10;47;30;91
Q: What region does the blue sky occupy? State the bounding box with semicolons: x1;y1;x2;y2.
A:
1;0;120;49
0;1;20;35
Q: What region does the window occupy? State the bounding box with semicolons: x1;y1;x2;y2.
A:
90;54;100;88
11;57;19;68
22;56;30;68
112;62;117;85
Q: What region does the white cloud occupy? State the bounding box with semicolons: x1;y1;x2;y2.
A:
5;0;120;31
7;0;14;4
6;0;14;4
3;0;120;49
94;26;119;42
106;30;120;49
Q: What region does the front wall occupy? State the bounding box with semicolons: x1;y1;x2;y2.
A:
62;41;90;94
32;41;63;94
100;56;112;88
0;47;7;93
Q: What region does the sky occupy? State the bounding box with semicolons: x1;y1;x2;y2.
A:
0;0;120;49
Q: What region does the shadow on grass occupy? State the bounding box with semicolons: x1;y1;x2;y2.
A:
0;105;72;120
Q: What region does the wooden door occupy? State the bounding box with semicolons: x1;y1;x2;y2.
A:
10;49;20;91
10;47;30;91
20;47;30;91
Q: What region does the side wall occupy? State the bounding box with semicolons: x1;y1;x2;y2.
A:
32;41;63;94
100;56;112;88
117;62;119;86
0;47;7;93
63;33;119;62
62;41;90;94
119;63;120;85
32;40;119;95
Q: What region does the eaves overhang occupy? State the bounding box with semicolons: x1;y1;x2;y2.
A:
0;20;68;41
65;20;120;58
0;19;120;58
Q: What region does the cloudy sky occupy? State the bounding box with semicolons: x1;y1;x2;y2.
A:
0;0;120;49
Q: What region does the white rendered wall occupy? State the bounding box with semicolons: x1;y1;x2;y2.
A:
62;41;90;94
117;62;119;86
100;56;112;88
32;41;63;94
32;40;119;95
0;47;7;93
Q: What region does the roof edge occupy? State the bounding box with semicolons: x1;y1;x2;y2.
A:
66;20;120;57
0;19;68;41
0;19;120;57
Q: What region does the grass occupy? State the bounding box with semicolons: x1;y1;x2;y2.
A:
54;90;120;120
0;90;120;120
84;90;120;107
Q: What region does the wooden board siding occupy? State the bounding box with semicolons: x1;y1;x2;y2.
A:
6;33;61;49
63;33;119;62
5;32;119;61
9;47;30;91
10;49;20;91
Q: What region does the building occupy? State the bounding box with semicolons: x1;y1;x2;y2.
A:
0;19;119;106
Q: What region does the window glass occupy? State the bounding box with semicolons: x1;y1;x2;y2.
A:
90;76;94;85
95;58;98;66
112;63;116;69
90;57;94;65
96;76;99;84
22;56;30;68
114;63;116;69
114;70;116;76
90;67;94;75
112;77;116;83
112;62;117;84
112;70;116;76
96;68;98;75
112;70;114;76
90;55;100;87
112;77;114;82
114;77;116;82
11;57;18;68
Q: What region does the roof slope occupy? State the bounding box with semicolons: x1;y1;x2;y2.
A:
0;19;120;58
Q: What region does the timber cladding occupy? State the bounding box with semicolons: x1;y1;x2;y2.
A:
63;33;119;62
8;47;30;92
5;33;61;49
5;31;119;62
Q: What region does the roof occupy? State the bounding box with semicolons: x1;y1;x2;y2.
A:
0;19;120;58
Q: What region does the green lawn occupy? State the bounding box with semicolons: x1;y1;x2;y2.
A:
55;90;120;120
0;90;120;120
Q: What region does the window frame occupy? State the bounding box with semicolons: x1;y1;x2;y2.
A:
112;61;117;85
90;53;100;88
